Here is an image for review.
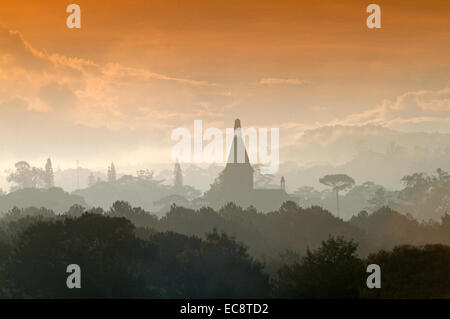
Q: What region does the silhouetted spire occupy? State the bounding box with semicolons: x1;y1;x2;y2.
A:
226;119;251;165
234;118;241;129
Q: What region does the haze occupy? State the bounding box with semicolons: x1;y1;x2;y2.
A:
0;0;449;191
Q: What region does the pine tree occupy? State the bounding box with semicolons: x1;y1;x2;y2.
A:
44;158;54;188
174;159;183;189
108;162;116;182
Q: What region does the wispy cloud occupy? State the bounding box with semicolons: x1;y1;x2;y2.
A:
259;78;310;86
0;28;218;129
334;88;450;129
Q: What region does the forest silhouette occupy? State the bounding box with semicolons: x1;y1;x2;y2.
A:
0;200;449;298
0;156;449;298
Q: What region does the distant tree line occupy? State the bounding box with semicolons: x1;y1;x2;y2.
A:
1;200;449;260
4;158;449;222
0;201;449;298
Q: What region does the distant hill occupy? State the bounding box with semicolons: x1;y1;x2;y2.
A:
0;187;87;214
280;125;450;190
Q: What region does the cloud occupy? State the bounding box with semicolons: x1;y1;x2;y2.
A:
0;28;237;169
1;27;449;172
259;78;310;86
102;63;212;87
0;28;217;128
329;88;450;132
0;28;50;70
265;87;450;161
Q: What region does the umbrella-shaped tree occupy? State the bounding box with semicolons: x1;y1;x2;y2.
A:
319;174;355;218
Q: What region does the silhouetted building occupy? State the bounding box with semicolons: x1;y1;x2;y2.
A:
206;119;294;212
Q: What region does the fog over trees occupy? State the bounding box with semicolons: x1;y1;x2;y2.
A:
0;134;449;299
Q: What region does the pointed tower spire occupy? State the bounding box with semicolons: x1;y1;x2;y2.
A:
227;118;250;165
222;118;254;202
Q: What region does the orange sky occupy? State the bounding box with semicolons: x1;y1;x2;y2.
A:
0;0;449;169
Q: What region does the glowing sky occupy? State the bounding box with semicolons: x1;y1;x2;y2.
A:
0;0;449;170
